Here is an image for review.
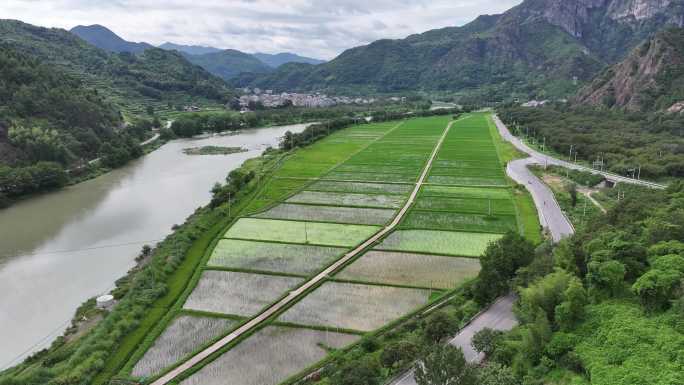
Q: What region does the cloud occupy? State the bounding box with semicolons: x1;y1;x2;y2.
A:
0;0;522;59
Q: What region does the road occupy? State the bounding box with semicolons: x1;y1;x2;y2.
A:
507;157;574;242
388;294;519;385
67;133;160;173
493;115;666;190
149;119;456;385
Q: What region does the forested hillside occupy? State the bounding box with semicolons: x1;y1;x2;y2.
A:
498;105;684;180
181;49;273;80
236;0;684;99
577;28;684;111
0;20;232;113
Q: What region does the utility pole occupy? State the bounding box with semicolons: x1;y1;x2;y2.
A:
228;191;231;217
637;165;641;180
569;144;574;162
541;137;546;152
304;221;308;244
488;199;492;216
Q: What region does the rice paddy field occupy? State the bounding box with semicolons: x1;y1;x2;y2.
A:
335;250;481;289
132;315;237;379
376;229;503;257
208;239;345;275
128;114;542;384
277;281;432;331
179;326;359;385
183;270;303;316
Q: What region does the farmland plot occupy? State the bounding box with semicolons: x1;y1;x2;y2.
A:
132;315;237;379
307;180;412;195
183;271;303;316
254;203;396;226
427;175;508;186
278;282;430;331
287;191;405;209
180;326;359;385
208;239;344;275
414;196;515;215
224;218;380;247
336;251;480;289
401;211;518;233
420;185;512;200
322;171;417;183
376;229;502;257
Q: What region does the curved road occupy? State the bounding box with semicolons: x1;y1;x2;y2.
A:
150;119;456;385
493;115;665;189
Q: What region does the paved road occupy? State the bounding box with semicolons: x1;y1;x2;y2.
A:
389;294;519;385
150;119;455;385
493;115;665;190
507;157;574;242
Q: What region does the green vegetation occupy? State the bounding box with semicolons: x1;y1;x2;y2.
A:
468;181;684;385
182;146;247;155
499;105;684;180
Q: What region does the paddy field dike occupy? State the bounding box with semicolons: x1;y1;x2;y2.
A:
123;113;539;385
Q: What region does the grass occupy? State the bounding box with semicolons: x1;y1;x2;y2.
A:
131;315;237;379
224;218;380;247
178;326;359;385
277;281;432;331
253;203;396;225
335;250;481;290
287;190;406;208
183;270;304;316
208;239;345;275
376;229;502;257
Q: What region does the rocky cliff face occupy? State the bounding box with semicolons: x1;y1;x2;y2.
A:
576;28;684;110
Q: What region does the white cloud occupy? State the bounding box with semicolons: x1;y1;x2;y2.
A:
0;0;522;59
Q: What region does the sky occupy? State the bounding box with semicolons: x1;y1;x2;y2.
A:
0;0;522;59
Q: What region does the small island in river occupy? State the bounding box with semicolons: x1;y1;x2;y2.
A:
182;146;249;155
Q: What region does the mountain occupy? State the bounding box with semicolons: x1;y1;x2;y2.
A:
576;27;684;111
236;0;684;97
0;20;232;111
159;42;222;56
70;24;153;53
0;42;121;167
252;52;325;68
181;49;273;80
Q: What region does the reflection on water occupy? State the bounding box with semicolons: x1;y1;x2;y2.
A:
0;124;307;368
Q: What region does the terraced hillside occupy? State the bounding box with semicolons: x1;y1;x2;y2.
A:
121;114;539;385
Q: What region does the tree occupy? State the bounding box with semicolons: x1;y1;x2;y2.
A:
415;344;477;385
472;328;504;357
423;311;455;343
333;358;381;385
554;278;588;330
632;269;682;311
474;232;535;304
380;340;419;368
478;363;520;385
586;260;625;297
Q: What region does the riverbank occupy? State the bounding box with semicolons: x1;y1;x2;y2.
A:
0;124;309;372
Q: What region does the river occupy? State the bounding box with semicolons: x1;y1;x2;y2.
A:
0;123;307;369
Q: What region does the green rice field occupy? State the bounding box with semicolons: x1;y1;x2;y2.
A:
129;114;542;384
376;229;503;257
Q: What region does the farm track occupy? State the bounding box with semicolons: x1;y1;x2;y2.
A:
149;118;455;385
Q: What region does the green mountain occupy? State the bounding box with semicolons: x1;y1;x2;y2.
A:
70;24;153;53
181;49;273;80
252;52;325;68
576;27;684;111
0;20;232;116
235;0;684;98
0;42;121;166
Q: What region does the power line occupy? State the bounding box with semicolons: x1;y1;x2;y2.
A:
2;239;163;260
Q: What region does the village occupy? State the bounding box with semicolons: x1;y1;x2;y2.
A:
237;87;386;110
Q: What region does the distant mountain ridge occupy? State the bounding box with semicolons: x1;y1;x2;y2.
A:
70;24;153;53
158;42;222;55
252;52;325;68
180;49;273;80
236;0;684;96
